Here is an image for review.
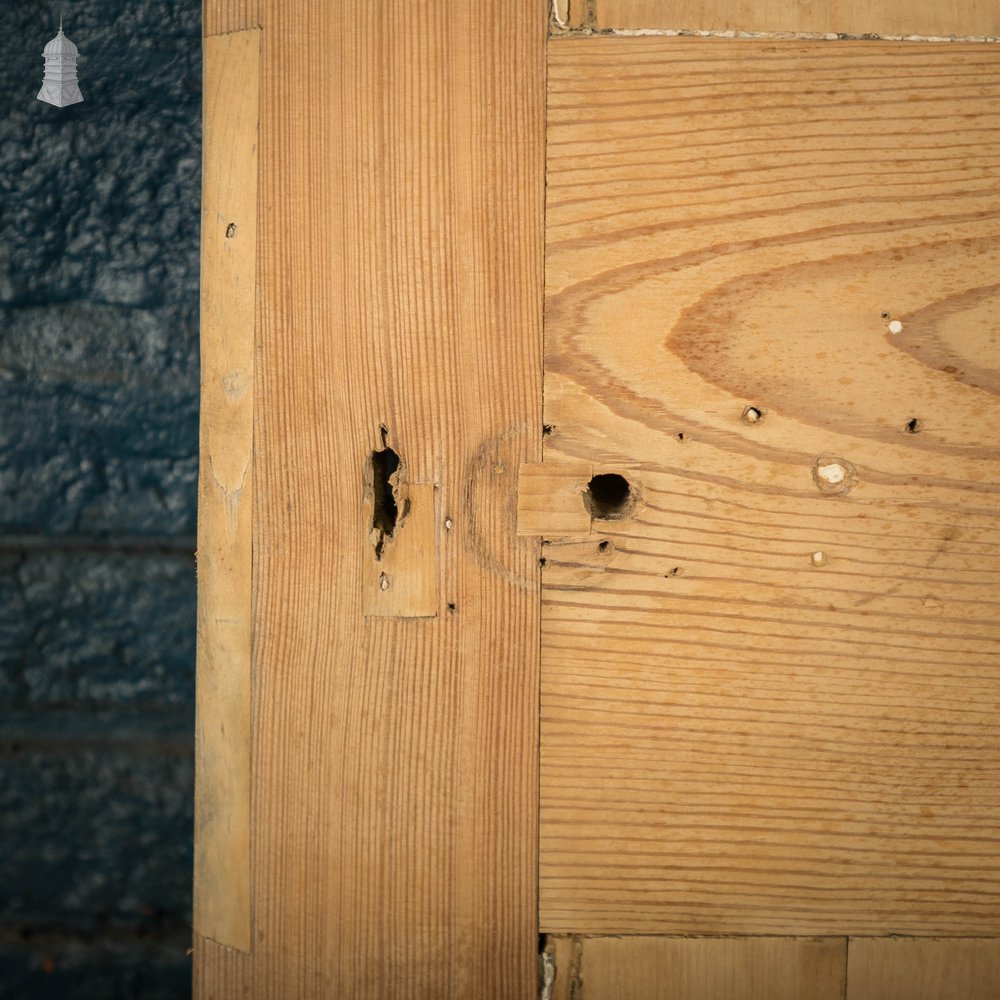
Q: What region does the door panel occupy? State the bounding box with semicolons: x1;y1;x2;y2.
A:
847;938;1000;1000
546;936;847;1000
540;36;1000;936
587;0;1000;36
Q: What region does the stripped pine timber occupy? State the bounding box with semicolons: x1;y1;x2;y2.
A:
194;27;259;953
203;0;261;37
518;462;594;537
547;936;847;1000
591;0;1000;37
194;936;252;1000
847;938;1000;1000
193;0;546;996
553;0;591;30
541;36;1000;936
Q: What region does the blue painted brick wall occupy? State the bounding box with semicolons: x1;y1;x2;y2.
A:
0;1;200;995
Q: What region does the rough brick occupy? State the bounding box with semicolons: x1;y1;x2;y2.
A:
0;548;196;708
0;1;203;994
0;731;193;927
0;930;191;1000
0;0;201;538
0;377;198;537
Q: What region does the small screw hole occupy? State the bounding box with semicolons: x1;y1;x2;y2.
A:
905;418;922;434
225;223;237;238
542;424;554;436
742;405;764;425
597;539;611;553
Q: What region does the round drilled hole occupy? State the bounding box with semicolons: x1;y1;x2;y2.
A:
583;473;633;521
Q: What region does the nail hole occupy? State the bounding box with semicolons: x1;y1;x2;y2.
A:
371;440;401;560
675;432;685;443
880;311;891;320
665;566;683;578
905;418;922;434
447;602;457;613
742;405;764;424
597;539;611;553
225;222;237;238
583;473;633;521
542;424;554;436
538;557;547;567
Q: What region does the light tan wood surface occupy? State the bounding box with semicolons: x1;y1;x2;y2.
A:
195;26;259;953
196;0;546;996
541;36;1000;936
553;0;590;29
548;936;847;999
590;0;1000;36
193;936;251;999
203;0;260;37
518;462;594;537
363;481;439;619
847;938;1000;1000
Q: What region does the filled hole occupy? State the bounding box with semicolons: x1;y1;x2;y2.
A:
584;473;633;520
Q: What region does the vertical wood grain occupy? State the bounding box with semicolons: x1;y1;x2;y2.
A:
203;0;261;37
193;933;252;999
592;0;1000;36
363;482;439;618
554;0;593;29
194;1;546;996
559;937;847;1000
194;27;259;954
847;938;1000;1000
546;935;581;1000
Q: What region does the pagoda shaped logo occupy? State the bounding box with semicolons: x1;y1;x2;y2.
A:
37;17;84;108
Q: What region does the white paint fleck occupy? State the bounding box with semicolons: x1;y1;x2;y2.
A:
817;462;847;485
811;551;827;566
888;319;904;335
